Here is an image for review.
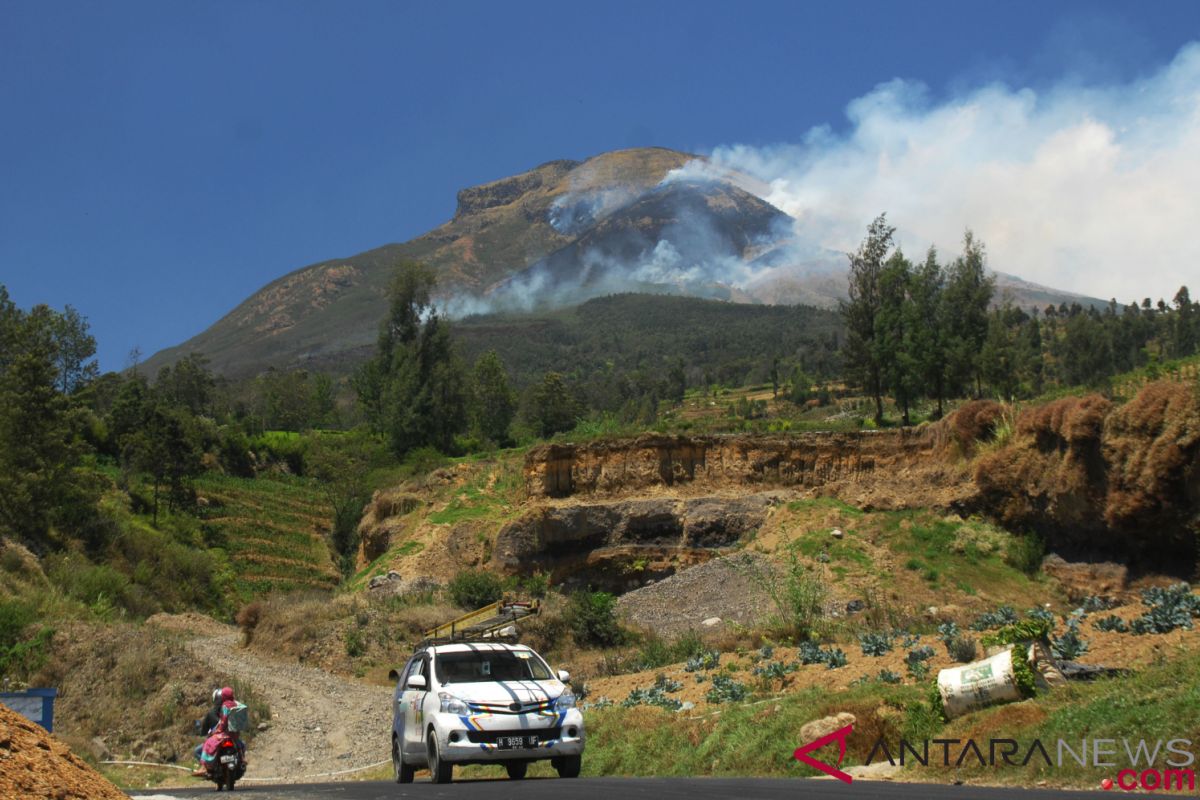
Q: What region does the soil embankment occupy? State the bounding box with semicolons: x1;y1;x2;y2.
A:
0;703;129;800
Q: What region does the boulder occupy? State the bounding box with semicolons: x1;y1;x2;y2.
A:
799;712;856;745
701;617;722;628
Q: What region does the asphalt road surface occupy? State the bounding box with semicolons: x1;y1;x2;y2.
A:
131;777;1099;800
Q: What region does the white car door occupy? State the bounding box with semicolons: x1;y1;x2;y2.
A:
402;654;431;756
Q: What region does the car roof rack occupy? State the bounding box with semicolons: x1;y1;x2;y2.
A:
418;598;540;647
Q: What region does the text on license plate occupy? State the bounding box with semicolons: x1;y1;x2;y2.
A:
496;735;538;749
220;755;237;764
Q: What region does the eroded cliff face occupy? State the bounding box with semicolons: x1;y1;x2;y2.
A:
492;495;781;591
975;383;1200;570
523;429;948;500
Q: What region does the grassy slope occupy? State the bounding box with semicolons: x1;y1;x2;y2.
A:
195;473;339;600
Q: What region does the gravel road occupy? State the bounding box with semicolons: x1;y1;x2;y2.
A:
185;631;393;783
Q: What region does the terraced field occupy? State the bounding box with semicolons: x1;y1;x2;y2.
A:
196;474;340;599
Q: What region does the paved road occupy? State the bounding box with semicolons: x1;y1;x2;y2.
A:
131;777;1098;800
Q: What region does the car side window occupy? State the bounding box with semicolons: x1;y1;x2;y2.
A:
398;657;417;689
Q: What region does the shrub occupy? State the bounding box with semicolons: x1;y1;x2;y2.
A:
1095;615;1129;633
0;600;53;679
979;618;1052;649
522;572;550;599
947;635;978;663
876;669;902;684
936;621;960;647
1004;534;1045;575
236;601;263;643
446;569;503;610
742;552;827;639
344;627;366;658
1010;648;1038;698
565;591;625;647
1025;607;1055;624
638;630;706;670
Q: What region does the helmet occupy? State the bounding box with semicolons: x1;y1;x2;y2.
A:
212;689;221;704
220;686;234;702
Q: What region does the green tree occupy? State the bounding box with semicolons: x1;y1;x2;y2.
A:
52;305;98;395
841;214;895;425
875;251;920;425
124;405;202;525
909;248;949;418
523;372;580;438
1171;286;1197;358
155;353;214;416
306;432;385;574
355;261;468;457
469;350;516;446
0;303;92;550
943;231;995;398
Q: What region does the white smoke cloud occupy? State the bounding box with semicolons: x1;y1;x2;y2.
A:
700;42;1200;304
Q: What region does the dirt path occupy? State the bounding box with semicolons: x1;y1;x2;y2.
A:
184;630;393;783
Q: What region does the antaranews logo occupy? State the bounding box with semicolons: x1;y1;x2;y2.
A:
793;724;855;784
793;725;1199;791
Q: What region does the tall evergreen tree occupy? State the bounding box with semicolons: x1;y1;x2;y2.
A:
470;350;516;446
841;214;895;426
0;304;90;550
943;231;995;397
909;248;949;418
355;261;467;457
876;251;918;425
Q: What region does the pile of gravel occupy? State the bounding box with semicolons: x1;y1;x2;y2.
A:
616;552;775;637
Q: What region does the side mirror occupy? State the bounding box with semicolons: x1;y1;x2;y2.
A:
388;669;399;682
406;674;427;690
557;669;570;683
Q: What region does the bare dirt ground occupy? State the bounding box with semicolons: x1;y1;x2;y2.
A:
0;703;128;800
147;617;393;786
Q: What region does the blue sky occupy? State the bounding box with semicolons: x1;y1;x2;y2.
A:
2;0;1198;371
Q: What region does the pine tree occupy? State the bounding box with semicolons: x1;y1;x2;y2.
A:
909;248;948;418
470;350;516;446
355;261;467;458
842;214;895;426
943;231;995;397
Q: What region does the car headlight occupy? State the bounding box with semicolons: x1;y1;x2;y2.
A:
439;692;469;715
554;691;576;711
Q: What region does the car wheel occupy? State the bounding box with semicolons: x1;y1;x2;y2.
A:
505;761;528;780
555;754;582;778
393;736;414;784
427;732;453;784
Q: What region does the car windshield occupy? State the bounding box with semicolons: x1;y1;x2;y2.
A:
435;649;553;684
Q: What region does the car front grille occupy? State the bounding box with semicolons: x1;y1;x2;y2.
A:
465;726;562;744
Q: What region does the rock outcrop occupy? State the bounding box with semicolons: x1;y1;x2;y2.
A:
493;494;780;591
524;430;946;499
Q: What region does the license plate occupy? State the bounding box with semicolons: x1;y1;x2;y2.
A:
496;734;538;749
220;755;237;765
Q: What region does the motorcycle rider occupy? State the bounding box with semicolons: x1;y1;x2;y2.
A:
190;689;224;771
193;686;247;778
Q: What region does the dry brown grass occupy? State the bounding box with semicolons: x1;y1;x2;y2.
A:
952;399;1005;451
972;381;1198;567
1103;381;1200;527
1017;393;1112;445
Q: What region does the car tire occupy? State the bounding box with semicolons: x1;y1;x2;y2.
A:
555;754;582;778
393;736;414;784
506;761;528;780
427;732;453;784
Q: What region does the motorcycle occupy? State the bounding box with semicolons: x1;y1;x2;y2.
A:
208;737;246;791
